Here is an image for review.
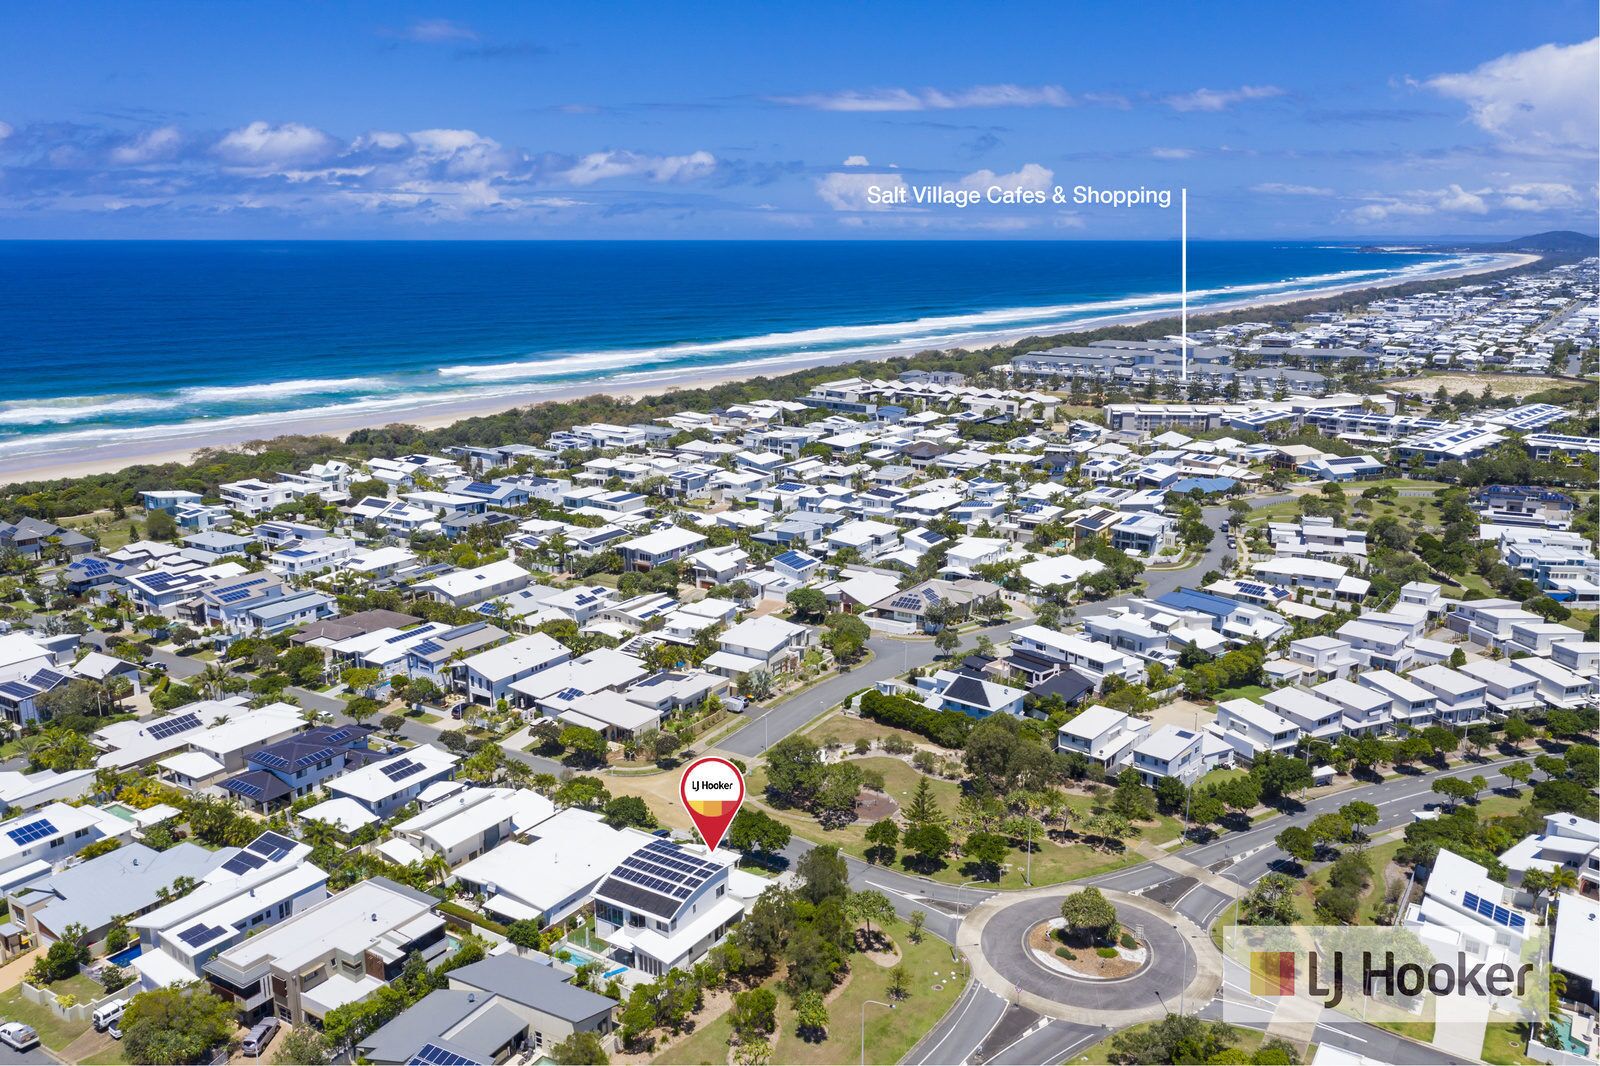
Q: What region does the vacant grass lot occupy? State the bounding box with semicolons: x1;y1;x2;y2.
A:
748;757;1181;889
654;916;963;1065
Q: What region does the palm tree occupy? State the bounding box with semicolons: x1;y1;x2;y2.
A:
300;706;329;727
1547;866;1580;896
198;663;231;700
421;853;451;886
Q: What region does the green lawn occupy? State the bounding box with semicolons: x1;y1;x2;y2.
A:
0;982;92;1051
1482;1022;1537;1065
1212;684;1269;703
654;916;964;1065
748;758;1175;889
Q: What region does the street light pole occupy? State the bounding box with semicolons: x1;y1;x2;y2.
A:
860;999;894;1065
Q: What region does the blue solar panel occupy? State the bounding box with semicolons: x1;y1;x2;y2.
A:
221;850;265;874
253;752;289;771
228;779;264;800
5;818;58;846
408;1044;482;1066
380;758;424;782
148;712;202;740
247;831;295;860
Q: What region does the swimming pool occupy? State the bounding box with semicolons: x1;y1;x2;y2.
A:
558;945;629;979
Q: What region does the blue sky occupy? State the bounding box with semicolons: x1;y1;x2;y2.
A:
1;1;1595;239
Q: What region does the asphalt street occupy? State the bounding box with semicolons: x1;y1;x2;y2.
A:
717;495;1282;759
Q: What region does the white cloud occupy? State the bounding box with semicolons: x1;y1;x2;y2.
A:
1150;147;1195;160
841;155;869;167
0;121;12;141
559;149;716;185
1251;182;1334;196
401;19;478;43
1436;183;1487;214
1426;38;1598;153
215;121;337;167
816;171;905;210
1164;85;1285;112
1500;182;1581;212
816;163;1052;211
110;126;182;164
955;163;1054;192
773;84;1072;112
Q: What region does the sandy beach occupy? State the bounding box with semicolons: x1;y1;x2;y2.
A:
0;251;1539;487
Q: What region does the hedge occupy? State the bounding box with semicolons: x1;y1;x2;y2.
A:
859;690;973;748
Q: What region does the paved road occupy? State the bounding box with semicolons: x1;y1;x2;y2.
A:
717;495;1287;759
909;752;1531;1063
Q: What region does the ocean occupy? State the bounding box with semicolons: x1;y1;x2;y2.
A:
0;240;1490;466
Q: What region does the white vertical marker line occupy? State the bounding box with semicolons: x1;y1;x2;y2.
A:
1181;186;1189;382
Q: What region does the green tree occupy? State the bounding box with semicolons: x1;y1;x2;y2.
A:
903;824;952;871
602;795;656;829
120;984;238;1065
849;888;896;939
1059;887;1118;944
273;1026;331;1065
1275;826;1317;864
550;1031;609;1065
731;986;778;1042
1431;776;1478;810
1240;873;1299;926
963;830;1010;882
903;776;944;828
863;817;899;865
795;989;829;1042
727;808;792;857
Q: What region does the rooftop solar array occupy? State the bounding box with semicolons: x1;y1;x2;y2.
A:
1462;891;1527;931
177;922;227;948
613;839;720;902
6;818;59;846
248;831;296;861
148;712;202;740
409;1043;483;1066
227;778;265;800
380;758;424;782
221;850;266;875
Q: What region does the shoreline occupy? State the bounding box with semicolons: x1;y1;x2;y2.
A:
0;251;1539;487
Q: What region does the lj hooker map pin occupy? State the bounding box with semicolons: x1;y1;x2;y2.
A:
679;756;745;854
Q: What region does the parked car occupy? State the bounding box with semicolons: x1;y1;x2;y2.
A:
109;1024;122;1041
0;1023;40;1051
241;1017;280;1058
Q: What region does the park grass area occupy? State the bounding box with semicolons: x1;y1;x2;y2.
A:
1284;838;1407;926
1481;1022;1538;1065
1564;608;1596;633
1072;1019;1272;1064
802;711;955;759
747;759;1174;889
654;917;963;1066
405;709;442;724
0;981;92;1051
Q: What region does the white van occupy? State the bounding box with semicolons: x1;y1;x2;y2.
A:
92;998;128;1033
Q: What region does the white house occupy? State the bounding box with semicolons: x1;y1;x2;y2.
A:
414;560;531;608
1409;664;1489;725
456;633;571;706
1055;705;1149;770
1210;699;1301;760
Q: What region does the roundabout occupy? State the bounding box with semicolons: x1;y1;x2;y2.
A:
957;884;1223;1026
